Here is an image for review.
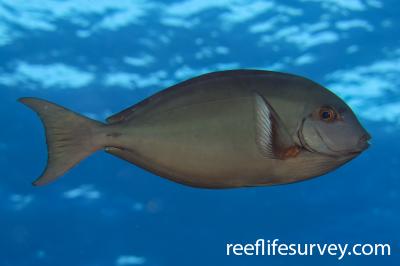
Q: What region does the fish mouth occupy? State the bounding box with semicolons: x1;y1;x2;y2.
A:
345;149;364;156
357;133;371;150
344;133;371;155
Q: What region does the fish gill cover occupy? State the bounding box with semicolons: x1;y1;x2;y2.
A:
0;0;399;266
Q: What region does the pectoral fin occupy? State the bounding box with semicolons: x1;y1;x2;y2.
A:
253;92;299;159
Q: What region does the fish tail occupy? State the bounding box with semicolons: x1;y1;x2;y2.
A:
19;97;107;186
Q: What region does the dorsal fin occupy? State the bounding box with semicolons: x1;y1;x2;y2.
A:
253;92;299;159
106;91;163;124
106;105;137;124
106;70;290;124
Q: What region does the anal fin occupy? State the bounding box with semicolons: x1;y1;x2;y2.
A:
105;147;138;164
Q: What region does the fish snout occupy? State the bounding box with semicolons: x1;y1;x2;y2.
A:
356;133;371;151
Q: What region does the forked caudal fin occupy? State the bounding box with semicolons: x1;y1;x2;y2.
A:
19;97;106;186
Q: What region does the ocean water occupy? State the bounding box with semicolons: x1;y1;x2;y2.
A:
1;0;399;265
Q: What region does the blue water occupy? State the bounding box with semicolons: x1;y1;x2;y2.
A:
1;0;399;265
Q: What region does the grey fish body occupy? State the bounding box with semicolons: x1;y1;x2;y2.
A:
107;71;346;188
20;70;370;188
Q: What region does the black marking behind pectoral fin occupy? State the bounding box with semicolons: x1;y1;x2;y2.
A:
253;92;297;159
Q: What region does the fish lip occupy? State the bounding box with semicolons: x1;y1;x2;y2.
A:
340;136;371;155
357;133;371;151
360;132;372;142
345;133;371;155
346;150;363;156
348;140;370;155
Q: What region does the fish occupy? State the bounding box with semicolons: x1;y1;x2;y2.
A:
19;69;371;188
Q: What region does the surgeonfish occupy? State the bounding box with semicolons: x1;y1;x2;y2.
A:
20;70;371;188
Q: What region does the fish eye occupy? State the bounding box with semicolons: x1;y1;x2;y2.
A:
318;106;337;122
